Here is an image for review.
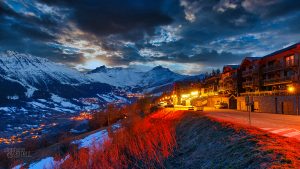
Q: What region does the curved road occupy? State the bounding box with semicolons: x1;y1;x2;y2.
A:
202;107;300;140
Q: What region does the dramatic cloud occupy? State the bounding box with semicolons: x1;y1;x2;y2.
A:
0;0;299;74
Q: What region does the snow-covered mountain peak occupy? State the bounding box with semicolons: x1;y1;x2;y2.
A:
0;51;91;88
89;65;107;73
151;65;170;71
87;66;143;87
87;65;188;91
3;50;49;63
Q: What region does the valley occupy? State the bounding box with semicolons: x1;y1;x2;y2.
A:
0;51;193;149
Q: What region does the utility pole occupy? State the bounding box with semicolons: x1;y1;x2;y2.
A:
246;95;251;125
297;53;300;115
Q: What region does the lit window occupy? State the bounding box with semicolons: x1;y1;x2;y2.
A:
285;55;295;66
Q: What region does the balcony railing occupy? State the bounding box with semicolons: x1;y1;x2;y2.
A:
242;69;259;77
242;81;253;87
263;76;294;86
263;64;284;72
242;70;252;77
240;90;292;96
263;62;298;72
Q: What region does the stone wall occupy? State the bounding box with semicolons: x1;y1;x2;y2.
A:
237;95;299;115
207;96;229;107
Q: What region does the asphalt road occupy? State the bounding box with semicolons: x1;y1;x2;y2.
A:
202;107;300;140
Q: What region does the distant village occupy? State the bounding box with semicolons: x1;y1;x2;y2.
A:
162;43;300;115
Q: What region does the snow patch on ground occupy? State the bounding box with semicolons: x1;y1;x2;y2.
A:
73;129;108;149
51;94;80;109
26;87;37;98
73;122;122;149
28;157;54;169
12;155;70;169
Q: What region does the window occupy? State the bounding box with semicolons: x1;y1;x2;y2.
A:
285;55;295;66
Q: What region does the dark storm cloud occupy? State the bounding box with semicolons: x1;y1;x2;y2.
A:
145;49;247;67
242;0;300;19
0;0;83;64
0;0;299;74
39;0;173;38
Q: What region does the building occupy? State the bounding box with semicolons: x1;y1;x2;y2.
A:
202;74;220;96
165;43;300;114
173;81;201;106
219;65;240;95
260;43;300;92
239;43;300;94
240;57;261;93
237;43;300;114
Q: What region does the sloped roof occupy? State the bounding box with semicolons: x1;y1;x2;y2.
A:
224;64;239;70
244;57;261;61
262;42;300;59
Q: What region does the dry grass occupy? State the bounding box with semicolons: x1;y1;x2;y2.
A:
165;111;300;169
217;120;300;168
15;109;300;169
59;109;178;169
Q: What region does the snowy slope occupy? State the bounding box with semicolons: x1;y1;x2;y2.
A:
87;65;188;93
0;50;191;97
140;66;187;87
87;66;144;87
0;51;131;117
0;51;91;88
0;51;125;100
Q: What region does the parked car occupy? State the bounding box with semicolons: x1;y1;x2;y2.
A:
194;106;204;111
188;106;195;110
157;102;167;108
164;104;174;108
214;102;228;109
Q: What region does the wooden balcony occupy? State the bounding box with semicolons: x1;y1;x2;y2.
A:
242;69;259;77
263;62;298;73
242;81;253;87
240;90;290;96
263;76;295;86
262;64;284;72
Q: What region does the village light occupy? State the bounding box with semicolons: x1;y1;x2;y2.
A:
181;94;190;98
191;91;199;96
288;86;296;93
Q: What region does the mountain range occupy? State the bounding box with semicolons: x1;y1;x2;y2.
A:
0;51;202;114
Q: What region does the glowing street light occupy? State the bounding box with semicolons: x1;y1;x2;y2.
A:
287;85;299;115
288;86;296;93
191;91;199;96
181;94;190;98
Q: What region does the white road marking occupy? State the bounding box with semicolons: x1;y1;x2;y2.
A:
261;128;273;131
270;128;292;134
283;131;300;137
261;127;300;139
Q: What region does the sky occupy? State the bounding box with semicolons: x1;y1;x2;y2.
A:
0;0;299;75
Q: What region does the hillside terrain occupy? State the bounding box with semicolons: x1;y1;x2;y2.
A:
0;51;197;149
12;110;300;169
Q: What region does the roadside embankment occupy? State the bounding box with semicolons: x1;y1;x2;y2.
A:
164;111;300;169
11;110;300;169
